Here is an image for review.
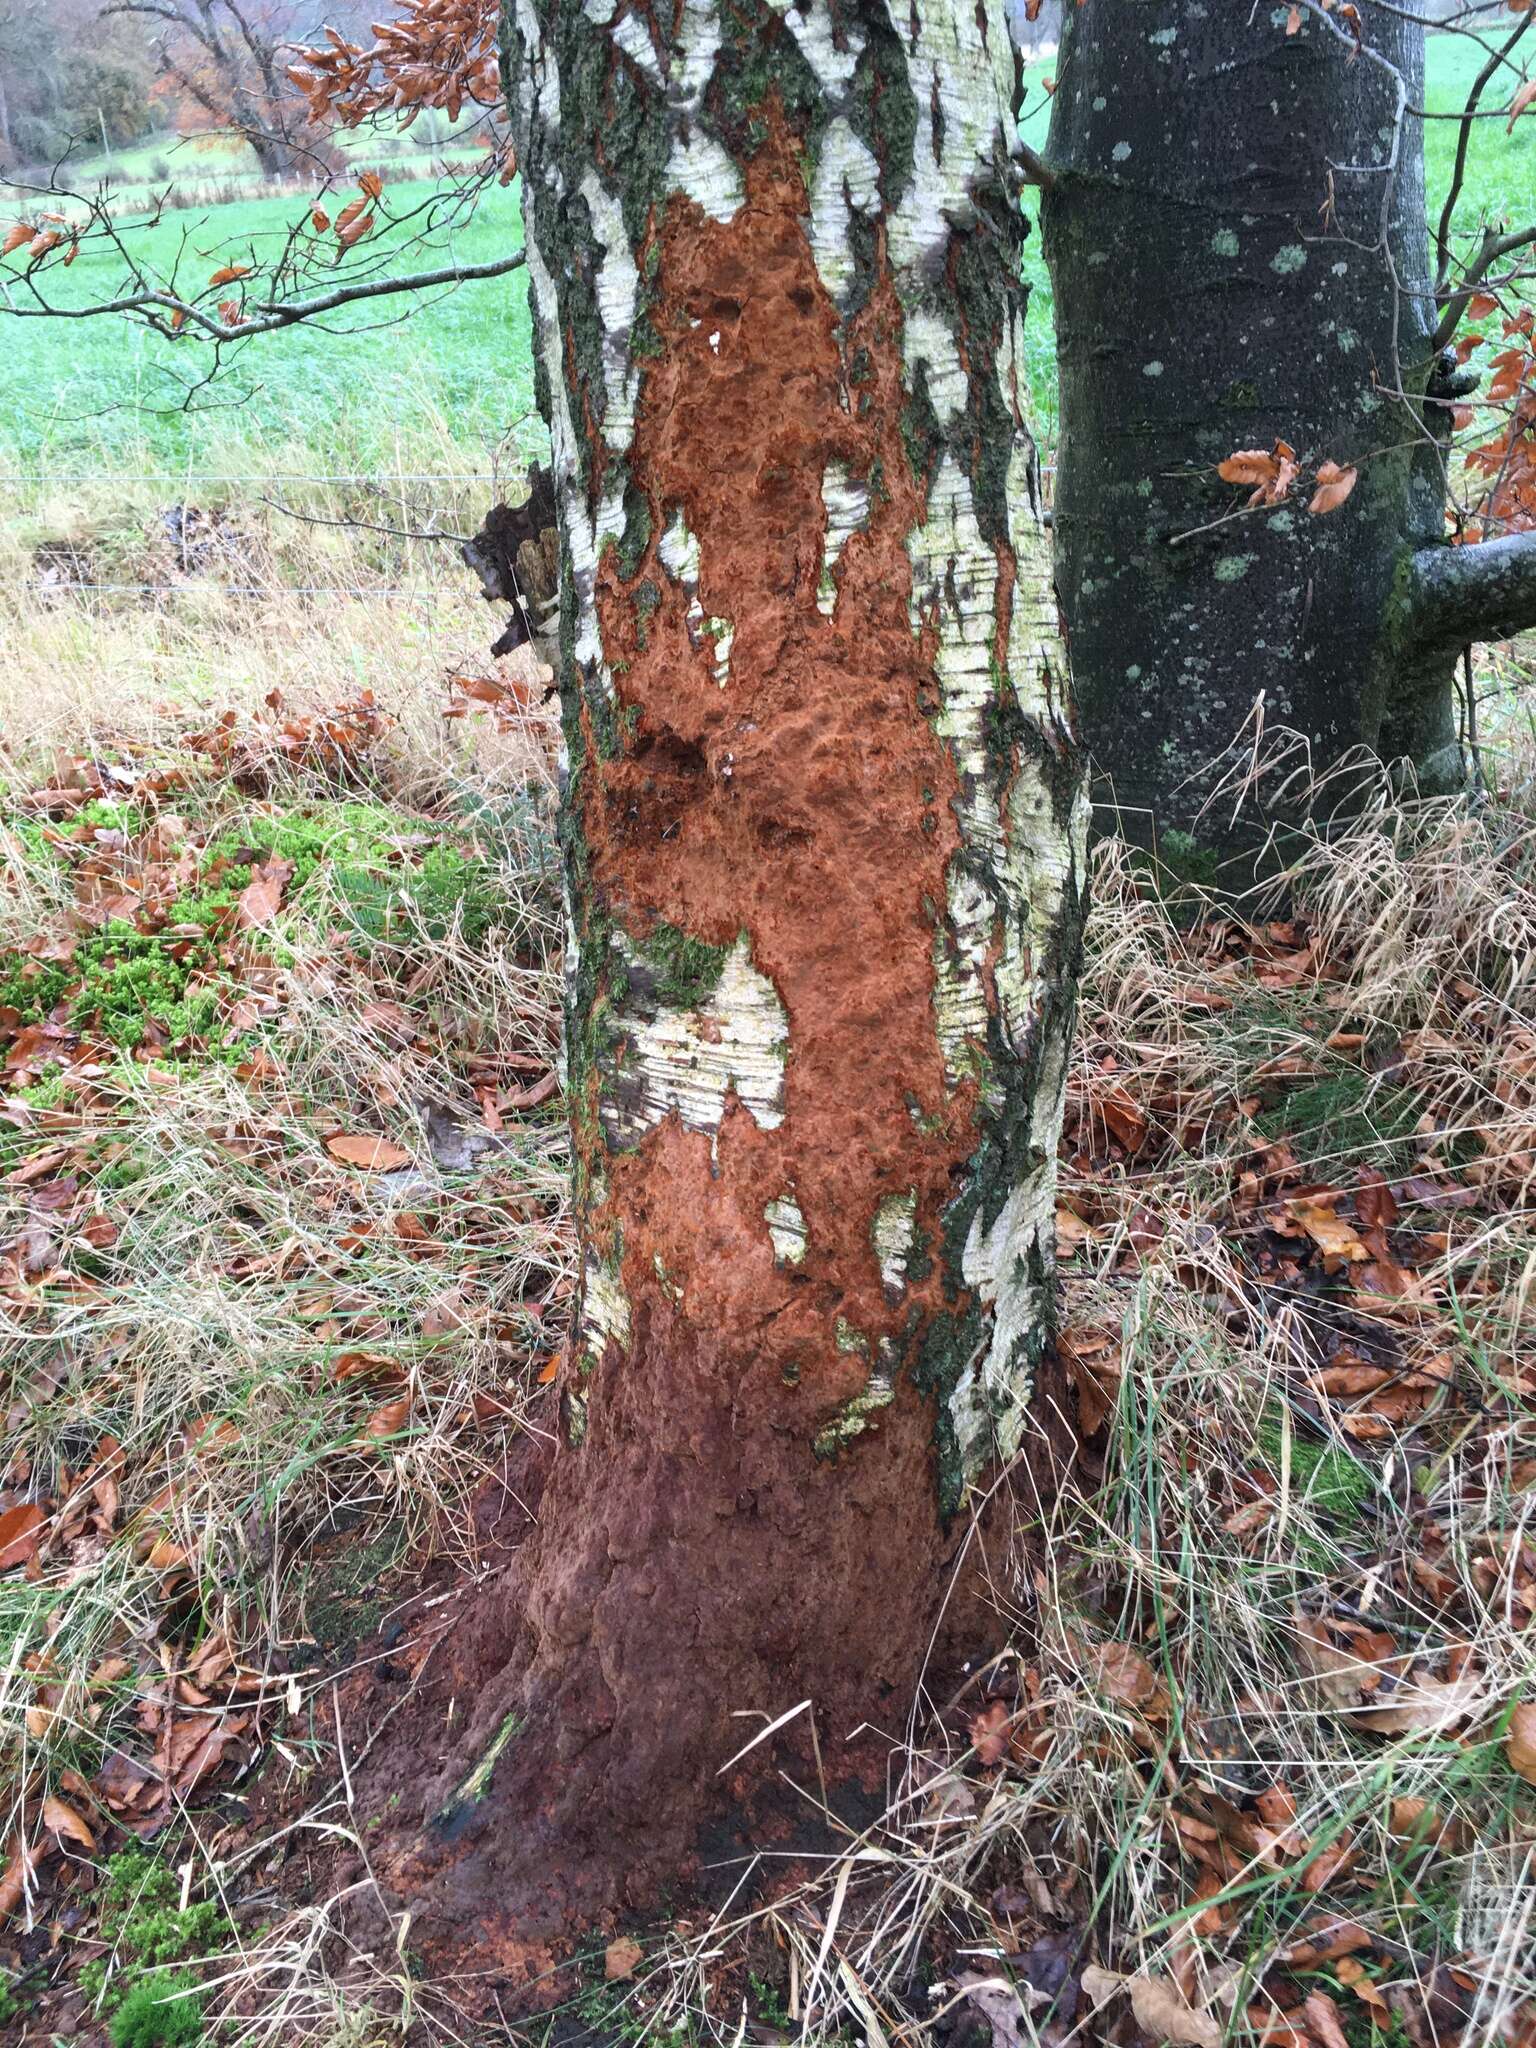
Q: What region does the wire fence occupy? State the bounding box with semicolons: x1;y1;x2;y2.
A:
0;459;1061;605
0;472;504;486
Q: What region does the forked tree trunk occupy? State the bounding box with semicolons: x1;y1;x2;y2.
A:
1043;1;1536;861
381;0;1084;1981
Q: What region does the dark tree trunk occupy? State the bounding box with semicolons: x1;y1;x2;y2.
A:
364;0;1084;1995
1042;1;1536;861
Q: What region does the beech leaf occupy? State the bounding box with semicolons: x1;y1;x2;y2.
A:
605;1936;643;1981
0;1501;46;1571
1505;1700;1536;1785
1080;1967;1221;2048
1303;1991;1351;2048
325;1132;412;1171
41;1795;94;1850
1309;461;1359;515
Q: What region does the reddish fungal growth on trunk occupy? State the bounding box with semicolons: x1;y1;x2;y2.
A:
585;127;983;1430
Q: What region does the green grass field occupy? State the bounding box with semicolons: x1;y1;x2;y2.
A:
0;175;534;474
0;34;1532;472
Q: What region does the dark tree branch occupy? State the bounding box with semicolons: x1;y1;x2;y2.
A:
1431;221;1536;351
0;250;527;341
1407;530;1536;652
1010;138;1054;192
1434;10;1531;294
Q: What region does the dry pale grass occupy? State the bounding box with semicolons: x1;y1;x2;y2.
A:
0;498;572;2034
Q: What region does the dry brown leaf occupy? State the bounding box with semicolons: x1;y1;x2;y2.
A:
1081;1966;1221;2048
1334;1958;1390;2015
1353;1669;1481;1736
1304;1990;1351;2048
1286;1199;1368;1262
605;1936;643;1981
236;861;289;927
41;1795;94;1850
1509;78;1536;132
0;1838;44;1921
1505;1699;1536;1785
1088;1639;1161;1709
1309;461;1358;515
970;1699;1013;1766
1294;1612;1372;1710
0;1501;46;1570
360;1395;411;1442
326;1132;411;1171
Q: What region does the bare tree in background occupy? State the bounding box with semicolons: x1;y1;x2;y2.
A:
103;0;335;178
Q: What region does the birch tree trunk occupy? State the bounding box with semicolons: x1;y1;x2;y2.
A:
381;0;1084;1976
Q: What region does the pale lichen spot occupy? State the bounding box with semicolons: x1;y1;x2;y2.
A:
1112;141;1132;162
835;1317;870;1359
813;1371;895;1458
1143;360;1165;377
582;1248;631;1362
1211;227;1240;258
765;1194;807;1266
1214;552;1256;583
818;460;871;616
1272;244;1308;275
872;1190;918;1298
600;933;789;1149
706;617;733;687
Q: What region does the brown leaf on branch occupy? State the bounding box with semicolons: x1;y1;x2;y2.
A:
1309;461;1358;515
290;0;502;130
1219;442;1297;507
207;264;252;288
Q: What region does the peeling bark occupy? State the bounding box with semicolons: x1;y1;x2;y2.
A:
1044;1;1476;860
373;0;1084;1983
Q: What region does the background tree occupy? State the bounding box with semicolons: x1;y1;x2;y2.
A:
0;0;156;171
103;0;341;178
1042;0;1536;861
